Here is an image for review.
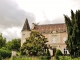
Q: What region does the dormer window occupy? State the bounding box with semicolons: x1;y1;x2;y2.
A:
52;31;56;33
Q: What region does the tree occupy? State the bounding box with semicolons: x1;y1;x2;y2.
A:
6;38;21;51
0;33;6;48
64;10;80;57
21;31;48;56
6;41;12;50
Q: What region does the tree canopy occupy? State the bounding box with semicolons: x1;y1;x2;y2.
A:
0;33;6;48
21;31;48;56
6;38;21;51
64;10;80;57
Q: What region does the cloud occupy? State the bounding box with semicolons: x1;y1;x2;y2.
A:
72;0;80;10
2;27;21;41
0;0;35;40
39;16;64;25
0;0;80;41
51;16;65;24
0;0;35;28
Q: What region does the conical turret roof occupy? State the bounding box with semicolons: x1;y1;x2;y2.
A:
22;18;31;31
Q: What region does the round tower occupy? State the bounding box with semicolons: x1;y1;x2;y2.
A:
21;18;31;46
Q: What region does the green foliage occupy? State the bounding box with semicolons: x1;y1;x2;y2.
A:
16;52;21;56
21;31;48;56
10;56;50;60
0;53;3;60
20;49;26;55
55;55;59;60
39;56;50;60
0;48;11;58
55;49;63;60
6;38;21;51
55;49;63;56
58;56;80;60
0;33;6;48
6;41;12;50
46;49;50;56
41;49;51;59
64;10;80;57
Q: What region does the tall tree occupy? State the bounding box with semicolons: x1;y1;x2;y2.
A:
0;33;6;48
6;38;21;51
64;10;80;57
21;31;48;56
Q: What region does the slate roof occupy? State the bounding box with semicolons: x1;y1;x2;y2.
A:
22;19;31;31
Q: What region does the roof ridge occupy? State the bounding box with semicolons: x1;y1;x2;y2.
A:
37;23;65;26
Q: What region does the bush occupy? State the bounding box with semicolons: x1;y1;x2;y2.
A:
16;52;20;56
0;49;11;58
20;49;26;55
46;49;51;59
46;49;50;56
55;49;63;56
0;53;3;60
55;49;63;60
39;56;50;60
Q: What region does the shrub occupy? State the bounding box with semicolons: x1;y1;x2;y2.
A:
0;53;3;60
55;55;59;60
39;56;50;60
20;49;26;55
55;49;63;60
46;49;51;59
46;49;50;56
16;52;20;56
0;49;11;58
55;49;63;56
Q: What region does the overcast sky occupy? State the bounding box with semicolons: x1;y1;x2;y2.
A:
0;0;80;41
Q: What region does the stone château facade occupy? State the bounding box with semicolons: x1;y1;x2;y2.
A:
21;19;69;56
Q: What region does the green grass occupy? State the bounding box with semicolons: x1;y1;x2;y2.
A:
54;56;80;60
9;57;38;60
9;56;50;60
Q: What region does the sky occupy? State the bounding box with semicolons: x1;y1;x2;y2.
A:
0;0;80;41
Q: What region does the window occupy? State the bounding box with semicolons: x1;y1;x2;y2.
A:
64;48;67;54
52;38;56;43
52;31;56;33
63;37;67;43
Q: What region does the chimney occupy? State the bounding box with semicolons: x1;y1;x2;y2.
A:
32;23;35;29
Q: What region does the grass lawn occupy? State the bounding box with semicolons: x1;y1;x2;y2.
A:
55;56;80;60
9;56;50;60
